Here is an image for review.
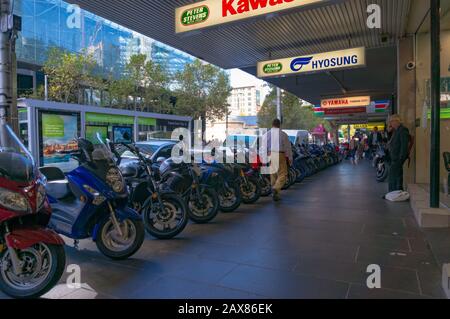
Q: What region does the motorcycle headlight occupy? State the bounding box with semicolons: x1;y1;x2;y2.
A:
0;188;30;213
36;184;46;210
106;168;125;193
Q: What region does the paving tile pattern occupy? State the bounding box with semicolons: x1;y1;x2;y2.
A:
0;162;445;299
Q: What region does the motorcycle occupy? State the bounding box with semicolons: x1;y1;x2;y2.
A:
158;157;220;224
200;161;242;213
373;145;389;182
39;134;145;260
117;143;188;239
0;122;65;298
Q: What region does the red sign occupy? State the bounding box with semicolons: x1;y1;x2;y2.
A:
223;0;296;17
324;107;367;115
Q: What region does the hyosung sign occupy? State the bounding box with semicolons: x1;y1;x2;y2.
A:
175;0;323;33
257;47;366;78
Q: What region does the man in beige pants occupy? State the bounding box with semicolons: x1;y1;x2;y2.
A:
261;119;293;202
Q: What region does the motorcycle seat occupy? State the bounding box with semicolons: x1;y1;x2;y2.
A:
39;167;71;200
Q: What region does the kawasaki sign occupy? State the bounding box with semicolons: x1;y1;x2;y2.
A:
176;0;323;33
258;47;366;78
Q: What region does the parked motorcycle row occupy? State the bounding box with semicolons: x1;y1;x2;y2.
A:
0;122;341;298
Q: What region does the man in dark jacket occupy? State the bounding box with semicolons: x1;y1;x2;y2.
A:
368;127;383;160
387;115;410;192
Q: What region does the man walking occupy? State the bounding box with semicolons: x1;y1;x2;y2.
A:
261;119;293;202
368;127;383;160
387;115;410;192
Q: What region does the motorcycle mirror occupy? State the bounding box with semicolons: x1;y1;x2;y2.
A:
156;157;166;163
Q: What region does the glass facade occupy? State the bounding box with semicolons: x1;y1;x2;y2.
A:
14;0;194;80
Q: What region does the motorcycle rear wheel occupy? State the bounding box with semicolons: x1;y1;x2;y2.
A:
0;243;65;299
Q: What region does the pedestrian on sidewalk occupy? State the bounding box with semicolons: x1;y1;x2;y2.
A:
260;119;293;202
387;114;410;192
349;136;358;165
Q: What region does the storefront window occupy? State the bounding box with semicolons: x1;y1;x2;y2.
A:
415;2;450;192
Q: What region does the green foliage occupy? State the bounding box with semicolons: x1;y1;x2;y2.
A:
258;87;331;131
43;48;96;103
174;59;231;130
41;51;230;118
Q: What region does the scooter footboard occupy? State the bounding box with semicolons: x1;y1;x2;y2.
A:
5;227;65;250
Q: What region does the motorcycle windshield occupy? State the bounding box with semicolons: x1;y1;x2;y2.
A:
0;122;36;183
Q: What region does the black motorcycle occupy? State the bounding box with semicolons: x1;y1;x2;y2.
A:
200;161;242;213
115;143;189;239
373;145;389;182
158;157;220;224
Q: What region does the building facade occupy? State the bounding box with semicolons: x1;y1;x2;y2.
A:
227;86;262;117
14;0;194;97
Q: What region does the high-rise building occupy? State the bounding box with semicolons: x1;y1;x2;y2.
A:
14;0;194;97
228;86;262;117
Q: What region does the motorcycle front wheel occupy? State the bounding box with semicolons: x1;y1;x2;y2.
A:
143;193;189;239
219;183;242;213
96;218;145;260
0;243;65;299
240;177;261;204
376;162;389;182
188;187;220;224
260;175;272;197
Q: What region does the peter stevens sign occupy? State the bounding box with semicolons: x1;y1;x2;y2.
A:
175;0;324;33
257;47;366;78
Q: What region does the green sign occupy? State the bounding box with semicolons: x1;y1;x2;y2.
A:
181;5;209;26
263;62;283;74
86;112;134;125
427;108;450;120
42;114;64;138
138;117;157;126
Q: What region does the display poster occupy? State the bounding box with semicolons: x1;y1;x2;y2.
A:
113;126;133;144
86;125;109;144
41;112;79;171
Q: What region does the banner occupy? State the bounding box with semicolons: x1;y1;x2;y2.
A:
41;112;79;171
258;47;366;78
175;0;323;33
321;96;371;108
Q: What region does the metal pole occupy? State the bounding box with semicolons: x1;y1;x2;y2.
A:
44;74;48;101
276;87;282;122
430;0;441;208
0;0;12;126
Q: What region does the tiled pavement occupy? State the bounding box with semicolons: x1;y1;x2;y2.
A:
0;161;445;299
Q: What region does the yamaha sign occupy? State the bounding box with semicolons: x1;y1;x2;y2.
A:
257;47;366;78
175;0;324;33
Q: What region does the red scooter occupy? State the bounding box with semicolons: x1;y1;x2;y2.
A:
0;122;65;298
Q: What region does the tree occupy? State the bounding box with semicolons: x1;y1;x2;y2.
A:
258;87;331;131
43;48;96;103
175;59;231;134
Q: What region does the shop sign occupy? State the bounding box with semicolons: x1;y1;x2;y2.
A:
157;119;190;128
258;47;366;78
138;117;157;126
263;62;283;74
176;0;323;33
322;107;367;115
86;112;134;125
321;96;371;109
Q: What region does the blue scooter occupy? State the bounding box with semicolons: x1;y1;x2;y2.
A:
39;135;145;260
